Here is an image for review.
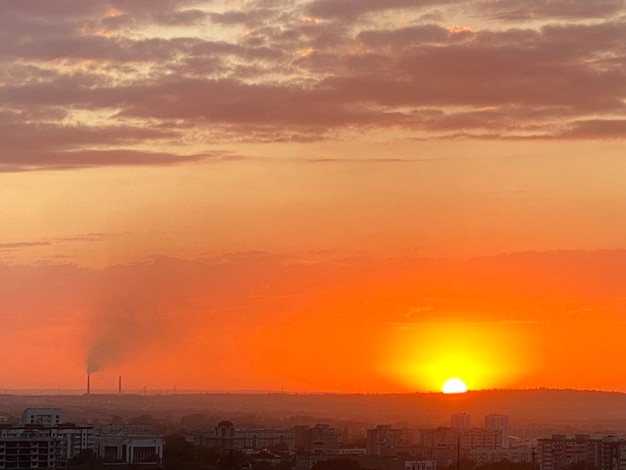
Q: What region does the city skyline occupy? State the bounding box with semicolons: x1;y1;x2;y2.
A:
1;0;626;393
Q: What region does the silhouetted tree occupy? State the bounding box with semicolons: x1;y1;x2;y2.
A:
311;457;365;470
473;461;535;470
67;449;102;470
276;456;295;470
440;457;475;470
217;450;247;470
565;461;597;470
269;441;289;453
163;433;221;470
181;414;211;430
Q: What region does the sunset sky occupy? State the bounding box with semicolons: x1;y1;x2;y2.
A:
1;0;626;394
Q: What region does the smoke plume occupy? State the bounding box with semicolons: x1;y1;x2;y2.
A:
84;260;189;374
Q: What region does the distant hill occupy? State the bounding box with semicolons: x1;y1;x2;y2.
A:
2;389;626;431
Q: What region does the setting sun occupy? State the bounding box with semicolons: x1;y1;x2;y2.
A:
1;0;626;397
442;378;468;394
385;322;526;392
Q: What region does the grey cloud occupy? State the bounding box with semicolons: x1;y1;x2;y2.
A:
0;0;624;172
558;119;626;139
189;40;286;62
478;0;625;20
306;0;453;20
0;0;103;19
209;9;278;26
0;149;229;173
56;233;114;243
113;77;399;128
541;21;626;56
0;116;177;153
0;241;52;249
396;45;626;110
0;234;111;252
11;0;206;26
358;24;474;47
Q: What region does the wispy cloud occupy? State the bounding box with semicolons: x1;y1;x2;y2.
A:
0;241;52;250
0;234;113;252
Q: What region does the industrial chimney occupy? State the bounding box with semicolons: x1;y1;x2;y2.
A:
87;375;91;395
118;376;122;395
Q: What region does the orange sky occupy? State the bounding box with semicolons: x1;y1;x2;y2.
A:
1;0;626;393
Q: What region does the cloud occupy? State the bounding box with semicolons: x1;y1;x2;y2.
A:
357;24;475;47
0;235;116;260
557;119;626;139
3;249;626;387
403;305;436;319
0;241;52;251
478;0;625;21
0;0;625;171
0;148;231;173
306;0;451;20
0;234;110;251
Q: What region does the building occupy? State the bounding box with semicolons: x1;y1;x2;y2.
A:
296;455;436;470
55;425;95;461
538;434;594;470
294;424;341;455
470;447;533;464
537;434;626;470
598;436;626;470
338;448;367;456
0;432;61;470
451;414;471;431
366;425;403;456
93;424;155;436
464;428;502;449
96;435;163;466
194;421;295;452
1;408;168;469
405;461;437;470
0;424;94;469
484;415;509;449
21;409;63;427
93;422;163;466
420;427;501;450
420;427;458;450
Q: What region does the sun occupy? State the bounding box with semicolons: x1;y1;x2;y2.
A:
442;377;468;394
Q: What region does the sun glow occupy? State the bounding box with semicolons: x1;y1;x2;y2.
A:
442;377;467;394
385;322;527;392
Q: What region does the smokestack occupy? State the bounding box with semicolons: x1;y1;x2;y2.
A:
118;376;122;395
87;375;91;395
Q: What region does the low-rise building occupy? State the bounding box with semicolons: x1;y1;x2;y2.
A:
470;446;533;464
194;421;295;452
405;460;437;470
296;455;436;470
93;424;155;436
21;409;63;427
420;427;502;450
96;435;163;466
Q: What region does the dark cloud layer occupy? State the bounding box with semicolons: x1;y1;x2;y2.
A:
480;0;625;20
1;0;625;171
306;0;451;20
